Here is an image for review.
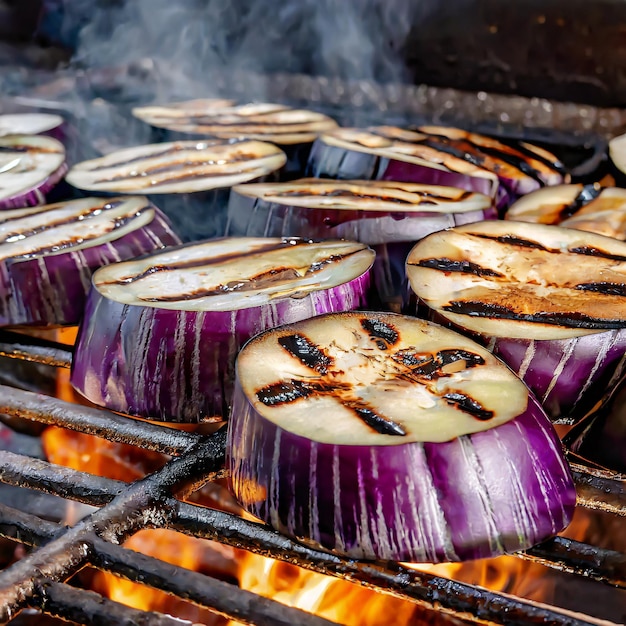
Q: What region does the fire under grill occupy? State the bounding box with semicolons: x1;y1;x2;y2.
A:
0;329;624;626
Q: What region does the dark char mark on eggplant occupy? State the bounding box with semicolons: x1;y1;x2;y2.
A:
256;377;407;437
269;188;472;204
576;282;626;296
569;246;626;263
413;258;503;277
360;318;399;349
442;393;494;420
278;333;332;374
86;141;248;172
558;184;602;220
396;349;485;380
417;127;561;181
443;300;626;329
470;233;553;251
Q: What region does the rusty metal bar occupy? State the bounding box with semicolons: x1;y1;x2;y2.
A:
0;330;73;369
0;385;200;456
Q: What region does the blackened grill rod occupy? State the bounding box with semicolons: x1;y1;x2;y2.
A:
3;448;623;592
0;431;227;621
0;504;340;626
0;384;624;517
1;447;625;625
0;384;200;456
30;580;196;626
0;329;72;369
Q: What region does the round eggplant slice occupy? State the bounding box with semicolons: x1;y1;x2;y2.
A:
506;183;626;240
406;220;626;421
132;100;338;145
133;100;338;180
227;311;575;562
71;237;374;422
0;135;67;210
0;113;65;139
227;178;495;309
307;126;566;207
0;196;180;327
65;139;287;241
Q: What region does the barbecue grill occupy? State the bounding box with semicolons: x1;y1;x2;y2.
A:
1;7;626;622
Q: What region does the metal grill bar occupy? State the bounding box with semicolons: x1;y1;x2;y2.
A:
0;330;72;369
1;445;625;625
0;504;339;626
29;580;197;626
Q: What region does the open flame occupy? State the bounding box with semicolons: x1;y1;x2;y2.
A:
41;329;609;625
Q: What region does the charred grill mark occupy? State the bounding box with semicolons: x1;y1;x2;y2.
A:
271;188;473;204
413;258;503;277
569;246;626;262
416;128;560;181
558;184;603;220
396;349;485;380
443;300;626;329
470;233;553;251
499;139;567;175
0;145;62;155
85;142;246;172
576;282;626;296
442;392;494;420
350;405;406;436
278;334;332;374
93;163;265;186
360;318;399;350
256;376;406;436
257;379;313;405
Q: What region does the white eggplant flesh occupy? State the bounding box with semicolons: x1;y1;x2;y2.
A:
0;113;65;139
506;183;626;240
65;138;287;241
307;126;567;207
0;196;180;327
228;311;575;562
406;220;626;421
132;100;339;145
0;135;67;210
71;237;374;422
227;178;496;309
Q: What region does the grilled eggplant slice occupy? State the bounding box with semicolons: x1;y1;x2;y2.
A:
406;220;626;421
66;139;286;241
228;311;575;562
0;196;179;327
0;135;67;210
71;237;374;422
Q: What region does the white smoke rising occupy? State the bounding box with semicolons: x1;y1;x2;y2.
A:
63;0;416;100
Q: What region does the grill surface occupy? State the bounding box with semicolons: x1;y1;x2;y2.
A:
0;70;625;625
0;331;624;625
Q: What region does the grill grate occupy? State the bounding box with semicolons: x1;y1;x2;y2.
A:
0;333;624;626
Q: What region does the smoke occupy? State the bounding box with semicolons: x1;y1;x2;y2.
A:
56;0;416;99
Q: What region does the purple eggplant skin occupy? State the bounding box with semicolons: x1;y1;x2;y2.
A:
0;211;180;328
490;330;626;425
0;162;69;211
227;387;575;563
70;270;372;423
305;140;507;206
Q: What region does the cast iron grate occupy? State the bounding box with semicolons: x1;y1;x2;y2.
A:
0;331;624;626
